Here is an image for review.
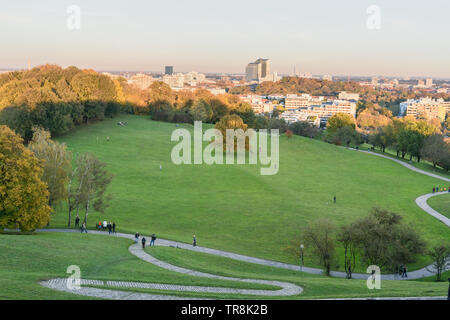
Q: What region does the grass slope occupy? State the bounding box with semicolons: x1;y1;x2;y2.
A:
0;232;273;300
1;232;446;299
427;193;450;219
51;115;449;270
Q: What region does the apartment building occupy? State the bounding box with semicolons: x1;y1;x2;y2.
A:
400;98;450;121
285;94;325;110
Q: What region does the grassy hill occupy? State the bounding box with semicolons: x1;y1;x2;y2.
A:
428;194;450;218
50;114;449;270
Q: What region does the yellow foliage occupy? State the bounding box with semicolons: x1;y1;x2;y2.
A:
0;126;51;231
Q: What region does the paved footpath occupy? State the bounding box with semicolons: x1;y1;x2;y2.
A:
37;150;450;299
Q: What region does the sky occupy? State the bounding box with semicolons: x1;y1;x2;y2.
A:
0;0;449;77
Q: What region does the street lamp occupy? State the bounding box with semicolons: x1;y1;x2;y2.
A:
300;244;304;271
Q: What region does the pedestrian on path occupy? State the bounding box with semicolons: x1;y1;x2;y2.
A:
135;232;139;244
107;222;112;234
433;187;435;193
75;216;80;228
193;235;197;247
142;237;146;249
402;266;408;278
81;222;88;233
150;234;156;246
112;222;116;233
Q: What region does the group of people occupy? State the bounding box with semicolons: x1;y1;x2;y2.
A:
134;233;197;249
432;186;450;193
135;233;158;249
98;220;116;234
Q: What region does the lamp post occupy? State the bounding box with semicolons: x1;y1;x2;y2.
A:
300;244;304;271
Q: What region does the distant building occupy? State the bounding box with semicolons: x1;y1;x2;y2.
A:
322;74;333;81
183;71;206;86
371;77;378;86
128;73;155;90
426;78;433;88
165;66;174;75
400;97;450;121
163;73;184;88
285;94;324;110
245;58;271;82
280;110;321;127
338;91;359;101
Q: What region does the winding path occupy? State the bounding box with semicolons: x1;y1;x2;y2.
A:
39;229;303;300
38;150;450;299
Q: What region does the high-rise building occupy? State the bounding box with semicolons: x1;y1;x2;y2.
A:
165;66;174;75
426;78;433;88
245;58;271;82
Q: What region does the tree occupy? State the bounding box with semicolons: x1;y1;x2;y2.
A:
326;113;355;134
190;99;213;122
428;244;450;281
302;219;336;275
332;126;362;147
0;125;51;231
28;127;72;208
352;208;426;271
288;121;320;138
215;114;249;152
76;153;113;225
337;225;358;278
421;134;448;168
285;129;293;139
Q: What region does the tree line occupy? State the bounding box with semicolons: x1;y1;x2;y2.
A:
287;208;450;281
0;126;113;232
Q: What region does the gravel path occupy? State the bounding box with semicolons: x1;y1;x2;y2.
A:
39;229;303;300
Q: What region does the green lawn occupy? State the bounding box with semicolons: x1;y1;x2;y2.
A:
1;232;447;300
427;193;450;218
0;232;274;300
144;246;448;299
49;115;449;272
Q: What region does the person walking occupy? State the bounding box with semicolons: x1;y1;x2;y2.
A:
193;235;197;247
81;222;88;233
433;187;435;193
402;265;408;278
107;222;112;234
347;265;352;279
75;216;80;228
135;232;139;244
102;220;107;231
141;236;147;249
150;234;156;246
112;222;116;234
333;195;336;204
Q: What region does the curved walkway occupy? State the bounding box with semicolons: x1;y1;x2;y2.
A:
38;150;450;299
39;229;303;300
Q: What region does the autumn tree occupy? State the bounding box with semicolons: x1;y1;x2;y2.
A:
76;153;113;225
0;125;51;231
301;218;336;275
421;134;449;168
28;127;72;208
428;244;450;281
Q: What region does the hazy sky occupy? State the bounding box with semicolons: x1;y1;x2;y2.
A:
1;0;449;77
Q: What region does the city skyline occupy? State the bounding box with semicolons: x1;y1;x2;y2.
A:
1;0;449;78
